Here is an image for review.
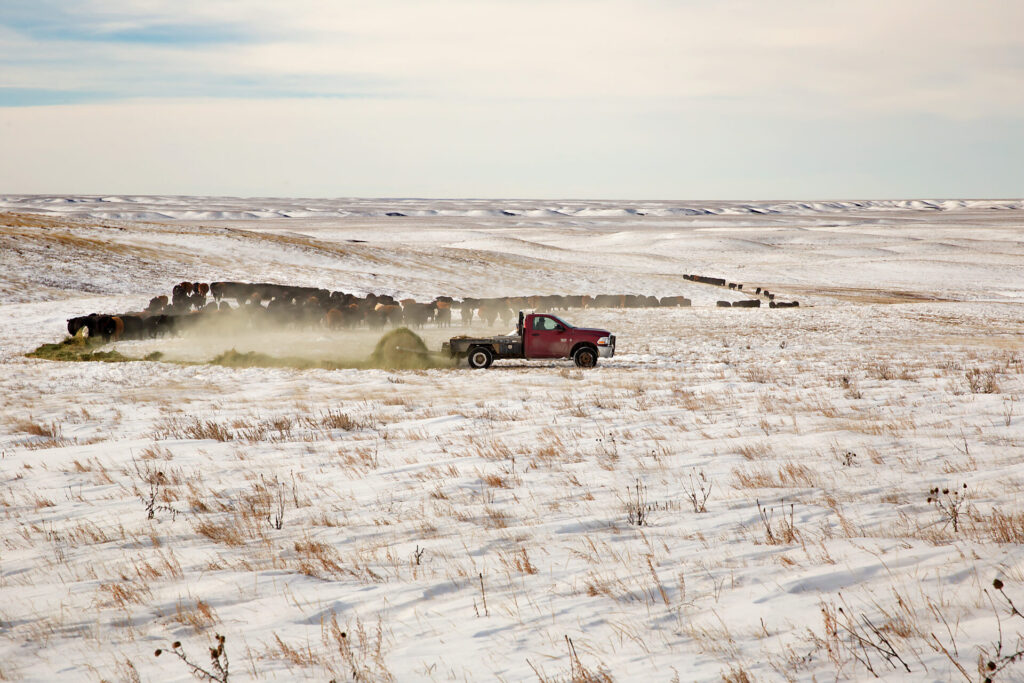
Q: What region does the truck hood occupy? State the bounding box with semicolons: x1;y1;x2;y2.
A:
572;327;611;336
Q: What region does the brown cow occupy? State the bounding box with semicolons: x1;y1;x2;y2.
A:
434;300;453;327
324;308;346;329
402;301;434;328
146;295;168;313
371;303;402;328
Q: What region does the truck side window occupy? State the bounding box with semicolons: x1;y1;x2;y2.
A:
533;316;556;331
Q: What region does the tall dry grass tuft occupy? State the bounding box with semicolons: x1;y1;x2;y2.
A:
11;417;63;439
324;612;394;682
172;598;219;634
733;464;818;489
152;416;233;442
294;537;347;579
976;509;1024;544
966;367;1000;394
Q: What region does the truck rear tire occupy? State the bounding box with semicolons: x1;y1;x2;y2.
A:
468;347;494;369
573;347;598;368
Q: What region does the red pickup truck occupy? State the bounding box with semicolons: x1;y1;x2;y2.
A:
443;312;616;369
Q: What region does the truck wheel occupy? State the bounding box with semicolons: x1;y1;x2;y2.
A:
574;347;598;368
468;347;494;369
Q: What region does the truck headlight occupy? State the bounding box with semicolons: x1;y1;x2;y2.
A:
597;336;610;346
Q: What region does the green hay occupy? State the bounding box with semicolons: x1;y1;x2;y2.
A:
368;327;451;369
26;335;132;363
209;349;349;370
210;330;450;371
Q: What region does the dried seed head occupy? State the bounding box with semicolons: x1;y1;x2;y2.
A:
172;641;181;649
994;578;1004;590
154;649;162;657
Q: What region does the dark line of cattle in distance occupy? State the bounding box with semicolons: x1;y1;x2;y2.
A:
683;274;800;309
65;278;798;343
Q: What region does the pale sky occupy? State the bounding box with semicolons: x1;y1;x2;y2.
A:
1;0;1022;198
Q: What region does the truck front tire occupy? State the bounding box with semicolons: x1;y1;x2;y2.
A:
468;347;494;369
573;346;598;368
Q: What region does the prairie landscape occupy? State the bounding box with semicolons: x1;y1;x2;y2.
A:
1;196;1023;681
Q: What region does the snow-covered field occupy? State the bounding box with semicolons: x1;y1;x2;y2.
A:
1;197;1023;681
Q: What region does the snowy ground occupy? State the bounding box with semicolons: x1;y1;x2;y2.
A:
1;197;1023;681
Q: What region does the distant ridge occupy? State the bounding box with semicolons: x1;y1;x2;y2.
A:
1;195;1022;221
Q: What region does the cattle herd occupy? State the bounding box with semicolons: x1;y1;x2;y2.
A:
682;273;800;308
65;278;799;342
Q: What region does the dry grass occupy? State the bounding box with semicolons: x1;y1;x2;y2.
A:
733;463;819;489
480;471;512;488
975;509;1024;544
152;416;233;442
139;444;174;460
866;360;914;381
171;598;219;634
268;633;320;667
97;578;152;611
721;666;754;683
737;441;774;460
10;417;62;439
315;408;365;431
499;547;539;575
742;366;776;384
483;506;512;529
322;613;394;682
194;520;247;547
966;367;1000;394
293;537;348;579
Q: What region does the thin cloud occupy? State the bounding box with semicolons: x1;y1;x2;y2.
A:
0;87;115;107
2;1;261;45
2;0;1022;118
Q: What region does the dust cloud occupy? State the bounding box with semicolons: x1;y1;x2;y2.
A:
106;314;513;370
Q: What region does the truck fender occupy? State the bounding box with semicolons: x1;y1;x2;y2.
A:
573;342;598;358
570;341;597;357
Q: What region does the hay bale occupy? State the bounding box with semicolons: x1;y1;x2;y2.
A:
369;327;437;369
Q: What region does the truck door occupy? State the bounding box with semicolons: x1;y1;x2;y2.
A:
525;315;570;358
